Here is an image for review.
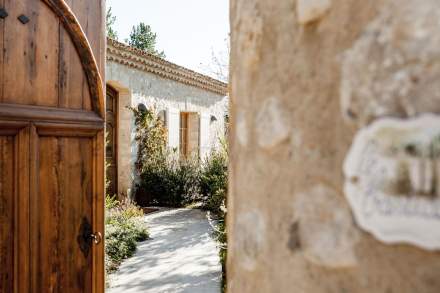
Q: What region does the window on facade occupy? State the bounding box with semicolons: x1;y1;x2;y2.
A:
180;112;200;158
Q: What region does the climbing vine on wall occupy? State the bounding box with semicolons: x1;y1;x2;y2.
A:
130;106;168;173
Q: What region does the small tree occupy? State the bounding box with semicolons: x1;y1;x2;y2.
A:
127;22;166;58
106;7;118;39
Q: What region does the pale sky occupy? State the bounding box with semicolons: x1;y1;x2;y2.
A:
107;0;230;75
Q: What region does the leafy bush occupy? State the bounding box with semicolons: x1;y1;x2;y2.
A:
216;220;227;293
200;146;228;214
105;196;148;274
131;105;228;209
105;194;119;209
137;155;202;207
132;106;202;207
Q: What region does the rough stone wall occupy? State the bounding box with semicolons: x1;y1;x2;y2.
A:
228;0;440;292
106;61;228;195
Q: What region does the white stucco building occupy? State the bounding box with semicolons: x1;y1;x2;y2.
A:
105;38;228;197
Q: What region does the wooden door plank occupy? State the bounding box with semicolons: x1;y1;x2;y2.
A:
29;125;38;293
3;0;59;106
59;0;91;110
0;135;15;293
15;127;30;293
59;25;90;110
36;136;61;292
58;137;93;292
0;0;4;101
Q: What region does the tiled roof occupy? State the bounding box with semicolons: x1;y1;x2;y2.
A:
106;38;228;96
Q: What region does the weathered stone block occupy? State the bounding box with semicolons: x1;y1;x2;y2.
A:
341;0;440;126
294;184;359;268
297;0;332;24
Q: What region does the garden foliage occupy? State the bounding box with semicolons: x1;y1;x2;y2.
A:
200;139;228;214
132;107;201;206
133;106;228;210
105;196;149;274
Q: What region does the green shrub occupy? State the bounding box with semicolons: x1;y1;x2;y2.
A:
105;195;120;210
216;220;227;293
168;156;202;205
200;149;228;214
105;196;148;274
131;106;203;207
137;155;202;207
136;139;228;210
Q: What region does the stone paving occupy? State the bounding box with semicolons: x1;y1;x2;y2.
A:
107;208;222;293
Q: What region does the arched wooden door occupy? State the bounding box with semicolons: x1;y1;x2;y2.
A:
0;1;105;292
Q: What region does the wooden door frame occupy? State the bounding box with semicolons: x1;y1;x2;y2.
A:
106;84;119;197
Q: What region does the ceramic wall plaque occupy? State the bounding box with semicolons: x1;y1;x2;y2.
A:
344;114;440;250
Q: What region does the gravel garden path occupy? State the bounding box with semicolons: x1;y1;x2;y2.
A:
107;208;222;293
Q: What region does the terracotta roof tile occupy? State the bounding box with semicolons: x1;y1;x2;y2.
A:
106;38;228;95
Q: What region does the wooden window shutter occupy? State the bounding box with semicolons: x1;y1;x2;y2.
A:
199;112;211;159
